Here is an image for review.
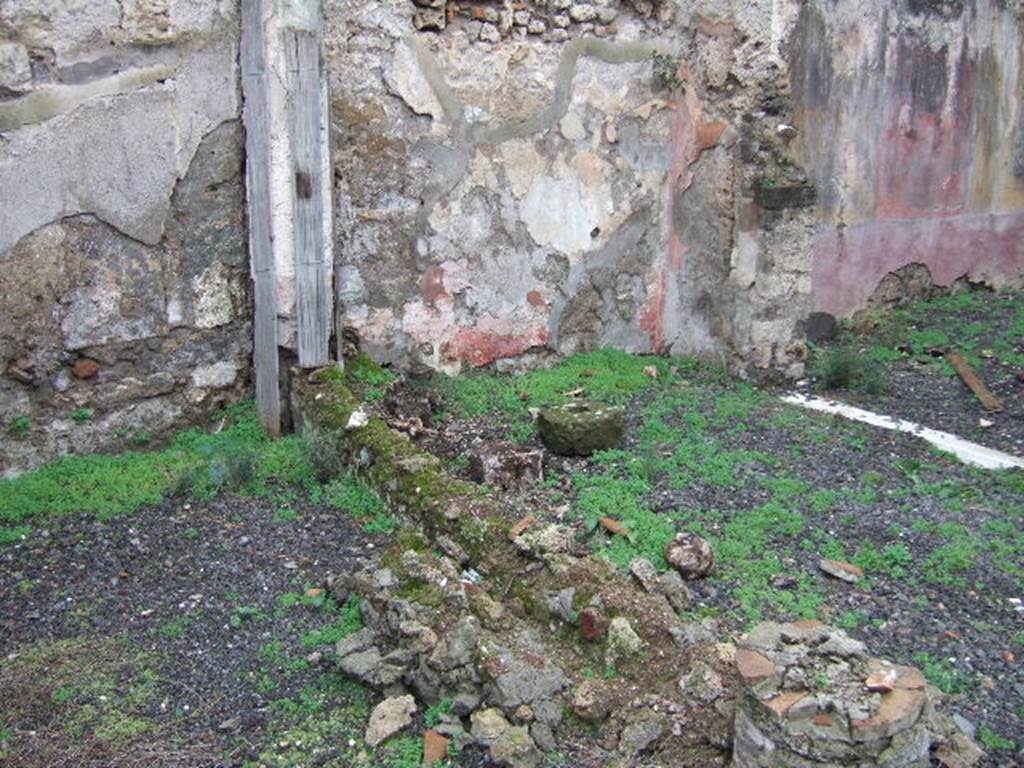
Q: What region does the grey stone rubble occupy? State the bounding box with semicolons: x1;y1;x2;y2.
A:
329;554;573;767
732;620;983;768
329;545;981;766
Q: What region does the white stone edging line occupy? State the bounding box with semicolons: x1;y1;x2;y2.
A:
781;393;1024;471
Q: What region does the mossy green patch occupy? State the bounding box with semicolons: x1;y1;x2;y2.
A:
0;636;165;755
0;402;315;527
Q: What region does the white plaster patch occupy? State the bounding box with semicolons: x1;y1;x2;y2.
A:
782;394;1024;470
384;40;444;122
337;264;367;305
521;151;613;257
0;41;31;88
191;360;239;389
0;0;121;61
572;57;651;117
498;139;546;200
191;263;234;328
559;111;586;141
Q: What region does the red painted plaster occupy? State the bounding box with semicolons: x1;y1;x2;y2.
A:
811;211;1024;317
641;84;712;351
442;325;550;368
422;265;448;304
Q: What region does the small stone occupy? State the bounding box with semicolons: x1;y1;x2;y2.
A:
814;632;867;658
365;695;416;747
735;649;778;686
471;707;511;745
761;690;809;721
670;622;716;648
536;400;625;456
513;10;531;25
339;646;382;683
513;704;534;723
428;615;479;670
629;557;660;591
452;691;481;716
818;558;863;584
514;524;574;556
547;587;576;623
413;8;445;30
865;668;898;693
490;725;541;768
934;732;985;768
72;358;100;379
508;515;536;540
479;22;502;43
569;3;598;22
423;729;449;764
579;608;609;641
596;5;618;23
530;721;556;752
665;532;714;580
952;713;976;739
551;13;571;28
606;616;643;663
467;586;505;627
572;679;611;722
336;627;377;658
527;19;547;34
0;42;31;88
469;441;544;490
617;713;666;756
679;661;724;704
656;570;693;613
850;688;926;741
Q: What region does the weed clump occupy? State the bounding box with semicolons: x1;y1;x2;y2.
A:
811;345;887;394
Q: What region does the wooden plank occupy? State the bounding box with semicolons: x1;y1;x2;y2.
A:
241;0;281;436
285;29;331;368
947;352;1005;413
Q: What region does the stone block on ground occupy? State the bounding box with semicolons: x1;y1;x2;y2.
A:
365;694;417;747
468;440;544;489
536;400;624;456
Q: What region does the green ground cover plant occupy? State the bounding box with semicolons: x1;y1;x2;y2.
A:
0;402;315;538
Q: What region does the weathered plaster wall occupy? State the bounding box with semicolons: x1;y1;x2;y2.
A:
790;0;1024;318
0;1;249;474
4;0;1023;470
327;0;816;376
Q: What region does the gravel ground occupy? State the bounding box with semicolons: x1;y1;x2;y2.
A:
0;493;381;767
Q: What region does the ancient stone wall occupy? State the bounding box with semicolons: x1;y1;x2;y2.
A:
0;1;248;474
327;0;816;375
790;0;1024;318
3;0;1023;470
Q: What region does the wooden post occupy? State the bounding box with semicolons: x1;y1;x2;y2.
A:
285;29;331;368
242;0;335;435
241;0;281;436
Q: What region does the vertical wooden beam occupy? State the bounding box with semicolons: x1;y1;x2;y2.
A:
241;0;281;436
285;28;331;368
